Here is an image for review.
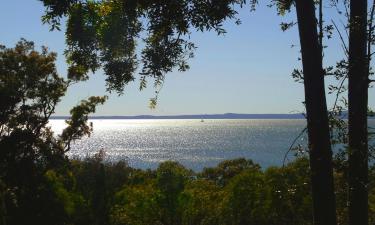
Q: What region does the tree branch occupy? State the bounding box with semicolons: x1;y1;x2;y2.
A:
283;126;308;167
332;19;349;57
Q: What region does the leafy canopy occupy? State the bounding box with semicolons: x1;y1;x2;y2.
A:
0;39;107;224
40;0;258;106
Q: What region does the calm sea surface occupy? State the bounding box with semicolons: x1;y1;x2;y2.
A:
50;119;313;170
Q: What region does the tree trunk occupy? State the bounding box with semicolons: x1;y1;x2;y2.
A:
295;1;337;225
348;0;368;224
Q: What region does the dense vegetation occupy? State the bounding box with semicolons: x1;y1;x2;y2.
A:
3;152;371;225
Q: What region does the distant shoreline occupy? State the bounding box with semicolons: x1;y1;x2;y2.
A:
51;113;306;120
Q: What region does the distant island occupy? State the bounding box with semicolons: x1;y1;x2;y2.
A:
52;113;306;120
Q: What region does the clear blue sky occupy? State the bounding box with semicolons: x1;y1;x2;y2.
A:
1;0;374;115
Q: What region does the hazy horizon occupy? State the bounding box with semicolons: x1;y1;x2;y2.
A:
51;112;305;117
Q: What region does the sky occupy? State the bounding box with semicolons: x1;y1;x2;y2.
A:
1;0;374;116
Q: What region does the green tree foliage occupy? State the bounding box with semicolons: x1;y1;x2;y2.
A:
60;96;108;151
0;39;69;225
70;151;134;225
0;40;106;225
221;167;267;225
105;157;374;225
39;0;257;105
112;157;375;225
264;159;312;225
200;158;260;186
111;183;161;225
156;162;192;225
180;179;223;225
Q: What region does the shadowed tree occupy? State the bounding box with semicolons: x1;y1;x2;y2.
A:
295;1;336;224
156;161;192;225
273;1;337;224
348;0;369;224
0;39;106;225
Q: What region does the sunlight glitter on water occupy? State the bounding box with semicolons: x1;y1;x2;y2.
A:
49;119;308;171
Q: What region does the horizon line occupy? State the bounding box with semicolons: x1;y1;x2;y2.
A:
51;112;306;119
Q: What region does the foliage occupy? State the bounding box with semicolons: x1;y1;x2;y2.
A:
40;0;259;104
62;156;372;225
264;159;312;225
0;39;69;225
200;158;260;186
221;168;267;225
180;179;223;225
0;40;106;225
60;96;107;151
111;184;161;225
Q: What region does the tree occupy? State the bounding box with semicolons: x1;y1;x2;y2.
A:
156;161;192;225
348;0;369;224
200;158;260;186
0;39;68;225
312;1;374;224
0;39;106;225
275;0;337;224
222;168;267;225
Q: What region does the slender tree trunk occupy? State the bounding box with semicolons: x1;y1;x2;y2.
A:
295;1;337;225
348;0;368;224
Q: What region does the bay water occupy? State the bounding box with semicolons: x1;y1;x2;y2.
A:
50;119;312;171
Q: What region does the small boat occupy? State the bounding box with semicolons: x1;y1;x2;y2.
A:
200;119;204;122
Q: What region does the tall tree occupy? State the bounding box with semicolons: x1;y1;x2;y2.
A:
348;0;368;224
0;39;107;225
294;0;337;224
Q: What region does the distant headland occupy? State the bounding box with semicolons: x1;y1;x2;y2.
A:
51;113;306;120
